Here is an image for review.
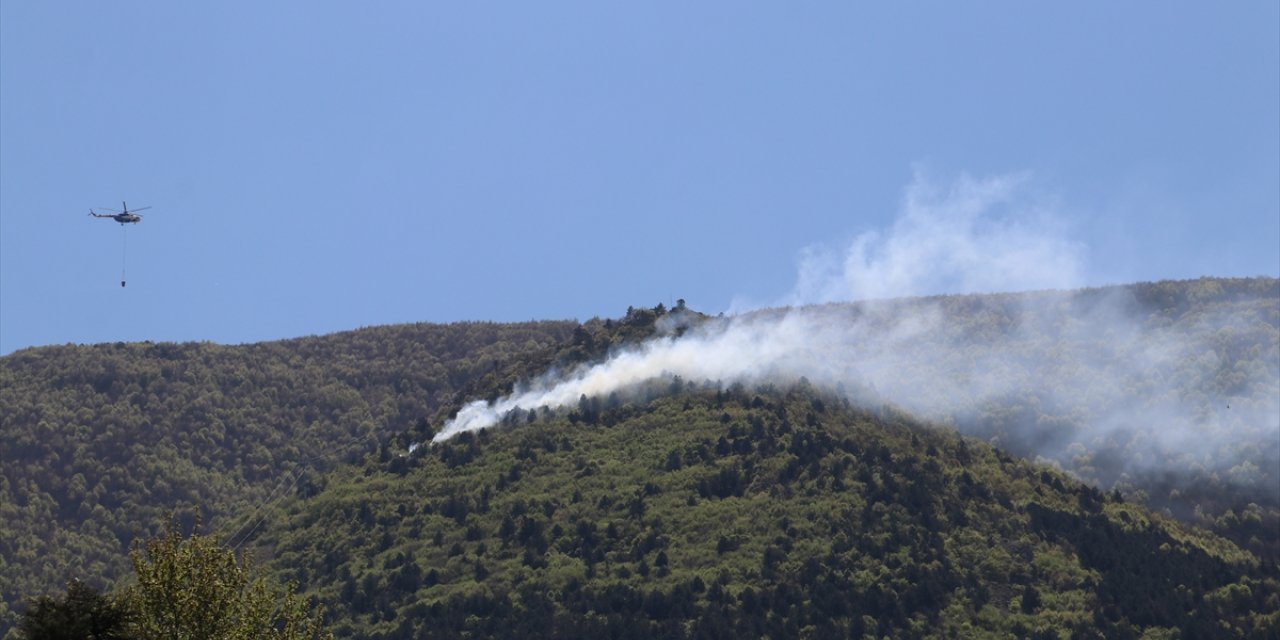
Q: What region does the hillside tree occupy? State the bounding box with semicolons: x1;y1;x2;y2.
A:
123;523;331;640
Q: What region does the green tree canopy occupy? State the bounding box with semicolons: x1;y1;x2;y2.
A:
18;579;131;640
123;523;331;640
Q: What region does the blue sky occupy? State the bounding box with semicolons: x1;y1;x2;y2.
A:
2;2;1277;355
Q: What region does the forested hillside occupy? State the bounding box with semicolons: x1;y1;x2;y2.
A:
0;320;580;635
257;384;1279;639
2;278;1277;638
764;277;1280;557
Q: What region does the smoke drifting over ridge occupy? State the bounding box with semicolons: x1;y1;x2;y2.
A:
785;171;1084;304
437;172;1279;493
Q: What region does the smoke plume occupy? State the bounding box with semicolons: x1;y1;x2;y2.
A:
435;171;1279;497
787;170;1084;303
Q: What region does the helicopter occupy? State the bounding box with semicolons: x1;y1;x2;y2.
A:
89;201;151;224
89;201;152;287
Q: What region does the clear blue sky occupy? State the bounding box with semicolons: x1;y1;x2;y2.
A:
2;2;1277;355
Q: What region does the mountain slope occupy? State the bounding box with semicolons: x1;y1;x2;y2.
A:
769;277;1280;554
256;384;1279;639
2;278;1276;637
0;320;579;634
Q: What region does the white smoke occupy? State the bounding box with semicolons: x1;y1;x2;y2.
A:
438;170;1086;440
788;170;1085;303
433;171;1279;495
437;312;822;441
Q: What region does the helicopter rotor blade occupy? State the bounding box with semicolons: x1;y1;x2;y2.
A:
129;206;152;213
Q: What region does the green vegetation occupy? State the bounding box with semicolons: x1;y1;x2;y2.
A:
16;579;130;640
1;277;1276;638
124;522;330;639
257;383;1279;638
16;525;331;640
798;277;1280;558
0;321;578;635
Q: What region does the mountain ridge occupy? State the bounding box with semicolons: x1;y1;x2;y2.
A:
1;277;1277;637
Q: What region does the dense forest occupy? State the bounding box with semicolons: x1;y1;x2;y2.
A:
1;277;1277;638
260;384;1279;638
754;277;1280;558
0;320;582;635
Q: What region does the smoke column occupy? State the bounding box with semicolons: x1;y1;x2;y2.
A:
435;171;1279;492
439;171;1083;438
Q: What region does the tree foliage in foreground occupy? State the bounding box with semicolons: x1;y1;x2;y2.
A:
122;523;331;640
17;526;332;640
17;579;131;640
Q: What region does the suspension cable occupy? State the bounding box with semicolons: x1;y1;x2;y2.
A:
121;225;127;287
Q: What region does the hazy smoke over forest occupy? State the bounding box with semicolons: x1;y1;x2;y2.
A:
438;172;1279;491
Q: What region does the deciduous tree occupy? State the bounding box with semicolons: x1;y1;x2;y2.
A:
123;523;330;640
